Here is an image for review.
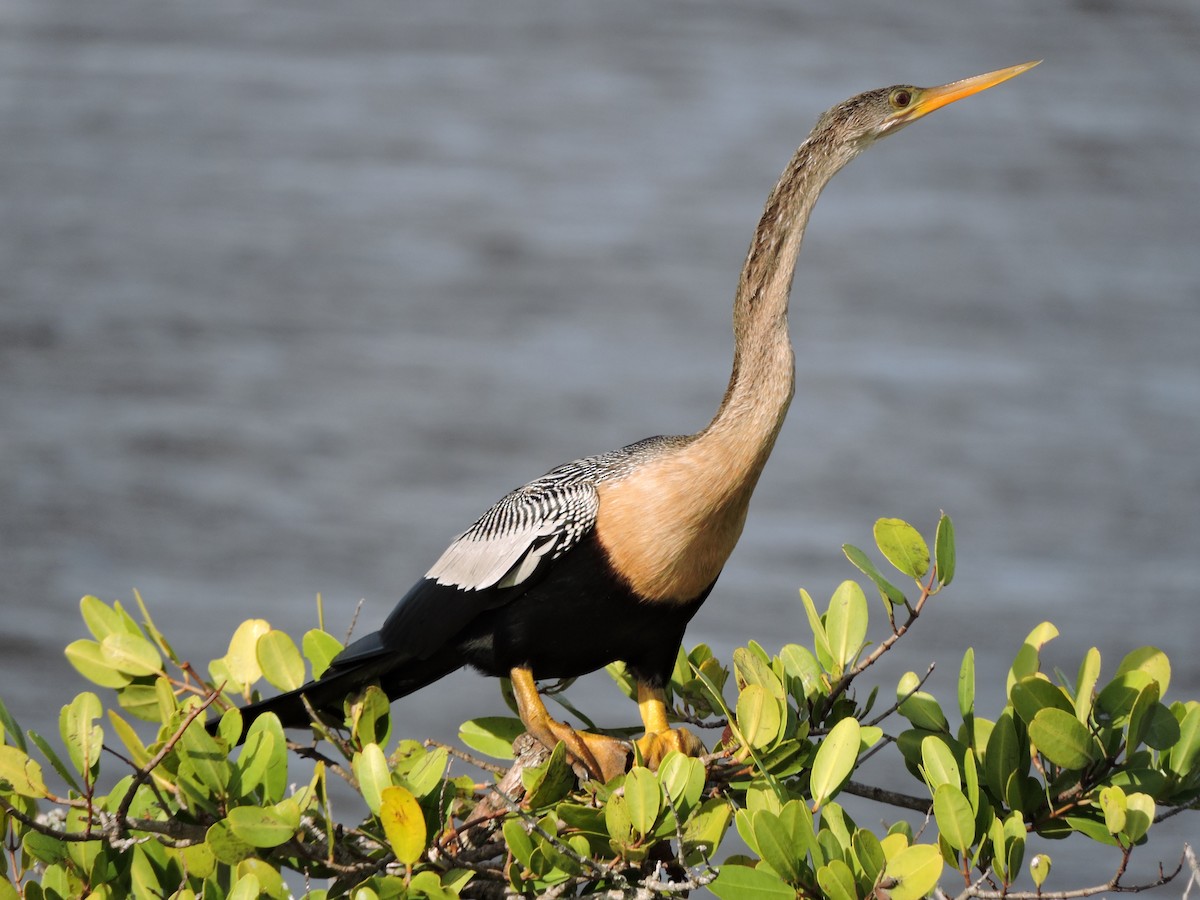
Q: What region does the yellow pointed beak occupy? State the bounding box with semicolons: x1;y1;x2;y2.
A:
900;60;1041;124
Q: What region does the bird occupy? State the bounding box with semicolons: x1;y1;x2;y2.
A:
215;61;1039;781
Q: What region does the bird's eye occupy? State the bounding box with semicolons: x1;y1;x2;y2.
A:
890;88;913;109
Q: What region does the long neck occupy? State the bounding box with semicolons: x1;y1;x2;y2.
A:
700;131;851;464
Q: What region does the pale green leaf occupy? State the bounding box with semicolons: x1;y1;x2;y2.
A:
873;518;930;581
352;743;392;815
710;863;796;900
301;629;343;680
0;745;48;798
225;620;271;687
256;630;305;692
737;684;782;750
226;803;299;848
933;784;975;852
810;717;860;809
458;716;524;759
825;580;868;676
63;640;132;689
1028;707;1096;769
934;513;956;586
842;544;907;607
624;767;662;836
1116;647;1170;695
884;843;944;900
920;735;960;791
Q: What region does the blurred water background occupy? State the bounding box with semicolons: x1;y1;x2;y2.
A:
2;0;1197;888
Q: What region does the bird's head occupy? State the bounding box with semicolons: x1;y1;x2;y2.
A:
812;61;1040;153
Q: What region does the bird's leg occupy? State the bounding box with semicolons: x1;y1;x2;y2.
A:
633;682;704;768
509;666;630;783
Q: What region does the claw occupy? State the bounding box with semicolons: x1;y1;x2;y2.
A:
510;666;630;782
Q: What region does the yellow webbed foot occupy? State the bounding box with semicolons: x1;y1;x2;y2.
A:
635;725;705;769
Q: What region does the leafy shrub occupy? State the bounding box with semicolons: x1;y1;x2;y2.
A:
1;517;1196;898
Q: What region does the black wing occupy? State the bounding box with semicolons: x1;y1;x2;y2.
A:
332;470;601;669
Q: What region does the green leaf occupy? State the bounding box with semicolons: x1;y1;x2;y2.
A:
810;717;860;809
1167;703;1200;778
934;513;956;586
1122;792;1155;844
0;697;26;752
709;863;796;900
458;716;525;759
177;713;232;795
752;810;804;884
403;745;449;799
228;875;261;900
237;858;288;900
301;629;343;679
1028;707;1096;769
682;798;732;860
521;741;574;809
920;735;961;791
737;684;782;750
1003;812;1026;879
116;681;160;722
873;518;930;581
64;639;132;689
100;632;163;677
224;620;271;688
1010;675;1073;726
897;671;949;733
623;767;662;836
983;710;1023;800
1006;621;1059;695
256;630;305;692
779;643;823;701
842;544;906;607
206;819;255;865
1096;670;1153;729
606;792;635;848
933;784;975;852
350;684;391;748
1127;685;1179;752
799;589;834;671
1116;647;1170;695
80;595;138;641
816;858;858;900
853;829;887;887
825;580;868;676
958;647;975;722
1074;647;1101;723
883;843;944;900
0;745;48;798
26;730;82;795
352;743;392;815
657;751;705;818
380;785;426;865
1030;853;1052;888
1099;785;1126;835
244;714;288;803
59;692;104;777
226;803;300;848
733;646;786;700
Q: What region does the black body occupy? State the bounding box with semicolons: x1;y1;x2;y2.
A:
219;534;712;737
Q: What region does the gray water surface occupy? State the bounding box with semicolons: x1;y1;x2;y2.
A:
3;0;1198;888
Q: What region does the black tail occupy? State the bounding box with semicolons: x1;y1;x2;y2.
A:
205;648;463;744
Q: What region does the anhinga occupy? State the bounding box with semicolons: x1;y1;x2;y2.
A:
219;62;1038;781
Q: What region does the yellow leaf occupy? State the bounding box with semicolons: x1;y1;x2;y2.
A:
380;785;426;865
